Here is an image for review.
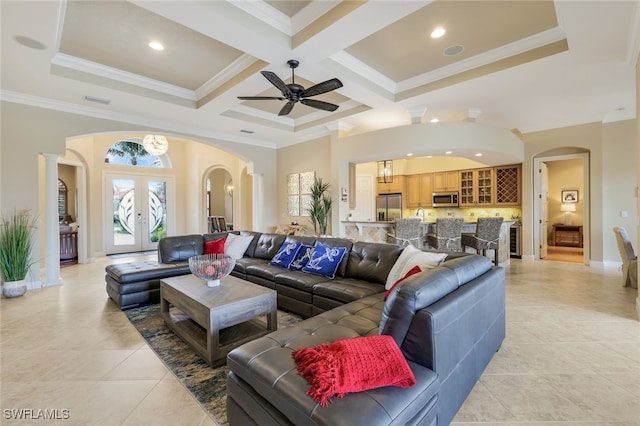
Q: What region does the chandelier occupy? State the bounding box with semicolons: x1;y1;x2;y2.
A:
377;160;393;183
142;135;169;155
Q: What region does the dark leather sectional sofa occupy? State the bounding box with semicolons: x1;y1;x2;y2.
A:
105;230;506;425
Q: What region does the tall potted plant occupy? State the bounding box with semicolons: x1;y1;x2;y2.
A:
307;178;333;236
0;209;37;297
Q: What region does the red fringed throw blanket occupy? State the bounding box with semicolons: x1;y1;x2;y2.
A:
292;335;416;407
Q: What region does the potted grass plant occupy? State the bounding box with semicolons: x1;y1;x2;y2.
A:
307;178;332;236
0;209;37;297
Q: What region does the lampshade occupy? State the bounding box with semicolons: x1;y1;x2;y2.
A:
377;160;393;183
560;203;576;212
142;135;169;155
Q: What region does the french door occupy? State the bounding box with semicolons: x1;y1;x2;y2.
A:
104;173;173;254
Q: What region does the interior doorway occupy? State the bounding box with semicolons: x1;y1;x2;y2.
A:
206;168;233;232
533;152;589;264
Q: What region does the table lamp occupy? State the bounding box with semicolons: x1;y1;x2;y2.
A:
561;203;576;225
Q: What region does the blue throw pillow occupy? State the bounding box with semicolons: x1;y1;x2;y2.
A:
289;245;314;271
302;242;347;278
269;242;302;268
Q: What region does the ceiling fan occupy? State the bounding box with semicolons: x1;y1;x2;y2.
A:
238;60;343;116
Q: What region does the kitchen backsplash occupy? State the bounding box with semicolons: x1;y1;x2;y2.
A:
406;207;522;223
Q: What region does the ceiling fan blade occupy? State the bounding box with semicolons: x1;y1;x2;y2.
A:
278;101;295;116
300;78;343;98
300;98;339;112
237;96;285;100
261;71;292;98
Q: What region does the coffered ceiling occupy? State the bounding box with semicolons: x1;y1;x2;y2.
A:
1;1;638;149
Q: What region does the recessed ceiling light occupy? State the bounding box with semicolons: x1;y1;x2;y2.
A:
430;28;446;38
426;155;433;158
445;151;452;155
430;118;439;123
475;153;483;157
406;153;413;157
443;45;464;56
148;41;164;51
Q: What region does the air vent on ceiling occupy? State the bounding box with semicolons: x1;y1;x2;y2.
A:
240;129;255;134
84;95;110;105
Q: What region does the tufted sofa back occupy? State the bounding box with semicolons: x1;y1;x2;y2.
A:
250;233;286;260
346;241;403;284
157;234;204;263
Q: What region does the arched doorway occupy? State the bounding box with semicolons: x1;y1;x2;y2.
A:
206;168;233;232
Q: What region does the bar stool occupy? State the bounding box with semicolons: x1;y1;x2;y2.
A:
462;217;503;265
388;218;422;247
425;218;463;251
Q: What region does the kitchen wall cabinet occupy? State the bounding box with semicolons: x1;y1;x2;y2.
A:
433;171;458;192
406;173;433;207
459;168;494;207
377;175;405;194
494;164;521;206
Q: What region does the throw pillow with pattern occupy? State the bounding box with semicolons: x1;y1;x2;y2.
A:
302;242;347;279
269;242;302;268
289;245;314;271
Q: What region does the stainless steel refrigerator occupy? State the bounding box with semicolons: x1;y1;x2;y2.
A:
376;193;402;222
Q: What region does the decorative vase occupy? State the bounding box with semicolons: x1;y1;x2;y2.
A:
188;254;236;287
3;279;27;298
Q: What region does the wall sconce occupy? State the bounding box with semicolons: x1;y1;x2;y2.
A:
226;180;234;197
377;160;393;183
560;203;576;225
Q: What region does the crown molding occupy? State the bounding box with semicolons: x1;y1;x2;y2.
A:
229;1;291;35
398;26;567;91
195;54;258;99
330;51;397;93
51;53;196;101
0;90;276;149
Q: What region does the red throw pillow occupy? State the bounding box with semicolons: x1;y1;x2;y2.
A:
204;237;226;255
384;265;421;300
292;335;416;407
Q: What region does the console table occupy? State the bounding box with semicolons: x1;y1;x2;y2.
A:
553;224;583;247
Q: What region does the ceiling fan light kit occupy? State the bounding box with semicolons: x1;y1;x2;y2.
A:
238;60;343;116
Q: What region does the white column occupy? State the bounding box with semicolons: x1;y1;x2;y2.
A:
43;153;62;287
251;173;264;232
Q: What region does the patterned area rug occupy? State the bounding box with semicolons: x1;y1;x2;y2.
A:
125;303;302;425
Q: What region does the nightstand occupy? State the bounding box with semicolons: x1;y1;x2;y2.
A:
553;224;583;247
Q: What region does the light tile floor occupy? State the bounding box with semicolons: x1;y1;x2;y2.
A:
1;254;638;425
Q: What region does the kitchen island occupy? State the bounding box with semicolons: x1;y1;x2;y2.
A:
341;219;513;264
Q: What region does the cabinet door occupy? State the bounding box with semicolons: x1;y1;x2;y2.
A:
434;171;458;191
419;173;433;206
406;175;421;207
495;164;521;206
459;170;475;206
476;168;494;205
459;169;493;206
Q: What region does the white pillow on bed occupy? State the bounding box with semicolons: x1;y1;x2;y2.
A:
224;233;254;259
385;245;447;289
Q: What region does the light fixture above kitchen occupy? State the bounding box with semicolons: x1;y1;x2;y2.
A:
148;41;164;51
377;160;393;184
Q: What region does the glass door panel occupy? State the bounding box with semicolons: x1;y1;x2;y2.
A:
105;174;172;254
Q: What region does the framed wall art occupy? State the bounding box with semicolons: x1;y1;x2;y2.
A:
561;190;578;203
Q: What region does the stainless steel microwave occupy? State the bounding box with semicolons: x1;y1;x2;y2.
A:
432;192;459;207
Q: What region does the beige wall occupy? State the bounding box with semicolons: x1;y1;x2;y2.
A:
276;136;331;234
1;102;278;273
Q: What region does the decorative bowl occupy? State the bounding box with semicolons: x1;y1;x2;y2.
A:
188;254;236;287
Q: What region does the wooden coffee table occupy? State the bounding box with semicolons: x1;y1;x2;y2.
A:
160;274;277;367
